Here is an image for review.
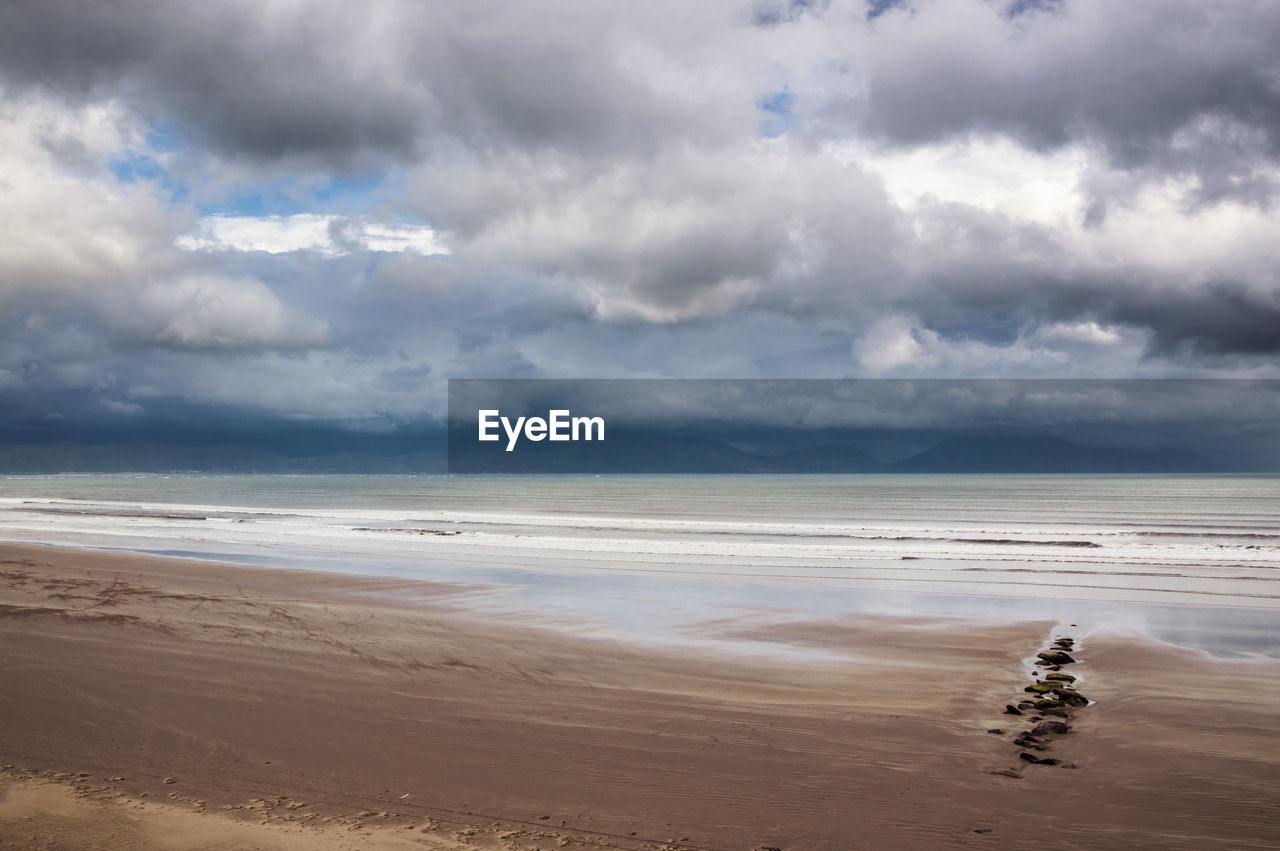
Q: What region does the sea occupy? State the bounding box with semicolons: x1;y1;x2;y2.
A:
2;474;1278;659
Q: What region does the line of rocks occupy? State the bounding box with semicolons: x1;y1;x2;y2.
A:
988;633;1089;778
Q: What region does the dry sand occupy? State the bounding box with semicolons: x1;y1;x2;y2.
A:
0;542;1278;849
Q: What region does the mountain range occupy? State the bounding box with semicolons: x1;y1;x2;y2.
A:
0;432;1223;474
447;431;1220;474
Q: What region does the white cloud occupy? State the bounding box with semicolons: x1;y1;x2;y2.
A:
853;314;1152;377
102;275;330;350
1033;321;1125;347
362;222;447;254
835;136;1090;228
0;93;181;301
854;315;941;373
177;214;448;256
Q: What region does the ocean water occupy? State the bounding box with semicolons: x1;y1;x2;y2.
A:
2;474;1278;658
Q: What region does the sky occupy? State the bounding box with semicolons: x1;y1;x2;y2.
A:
2;0;1280;445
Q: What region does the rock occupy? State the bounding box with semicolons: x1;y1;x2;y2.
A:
990;769;1021;778
1040;707;1069;718
987;728;1003;735
1018;701;1036;709
1032;720;1070;736
1024;683;1054;694
1018;753;1060;766
1045;672;1076;682
974;828;994;834
1003;705;1023;715
1054;689;1089;707
1034;699;1064;710
1036;650;1076;665
163;777;175;784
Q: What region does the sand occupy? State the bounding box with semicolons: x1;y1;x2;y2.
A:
1;542;1278;849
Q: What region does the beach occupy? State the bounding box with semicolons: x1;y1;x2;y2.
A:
3;539;1279;849
5;0;1279;841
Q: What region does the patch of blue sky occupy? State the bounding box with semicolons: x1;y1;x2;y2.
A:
312;172;387;210
195;172;390;217
107;150;191;204
1005;0;1062;17
108;151;165;183
752;0;825;27
105;120;193;203
866;0;904;21
109;116;402;221
144;120;188;154
758;89;796;138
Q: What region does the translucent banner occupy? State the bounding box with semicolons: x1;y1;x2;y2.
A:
447;379;1280;474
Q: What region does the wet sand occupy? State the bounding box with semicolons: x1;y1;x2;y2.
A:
1;542;1278;849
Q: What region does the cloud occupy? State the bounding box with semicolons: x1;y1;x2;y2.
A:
837;0;1280;200
0;0;755;166
0;94;181;303
408;141;902;323
100;275;330;350
1;0;1279;440
177;214;447;256
851;313;1152;376
0;95;332;364
0;0;423;166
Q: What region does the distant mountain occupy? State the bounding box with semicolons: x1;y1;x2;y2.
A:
771;444;885;473
0;442;447;474
0;432;1221;474
448;428;777;473
888;435;1219;474
449;429;1221;474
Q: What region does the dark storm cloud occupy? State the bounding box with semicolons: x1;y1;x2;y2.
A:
843;0;1280;200
898;249;1280;357
901;274;1280;357
874;197;1280;356
7;0;1279;184
0;0;722;165
0;0;421;164
1104;284;1280;356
